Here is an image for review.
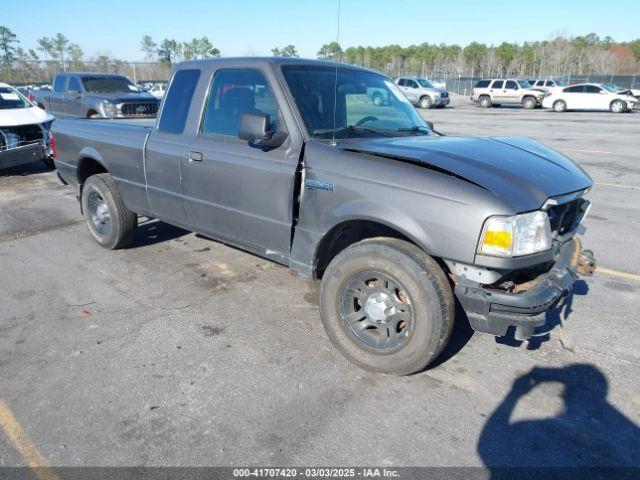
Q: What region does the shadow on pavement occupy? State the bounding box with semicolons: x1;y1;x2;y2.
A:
478;364;640;479
131;218;189;248
0;160;53;177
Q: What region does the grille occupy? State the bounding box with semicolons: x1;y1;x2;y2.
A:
547;199;585;236
121;102;159;117
440;92;449;98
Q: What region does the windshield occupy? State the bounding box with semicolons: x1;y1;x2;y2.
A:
81;76;139;93
601;83;620;92
417;78;435;89
282;65;430;140
518;80;531;88
0;87;30;110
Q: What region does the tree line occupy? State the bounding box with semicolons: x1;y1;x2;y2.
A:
1;25;639;85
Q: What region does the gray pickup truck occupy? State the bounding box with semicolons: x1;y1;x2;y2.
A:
33;73;160;119
52;58;596;375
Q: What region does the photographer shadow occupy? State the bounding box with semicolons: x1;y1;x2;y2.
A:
478;364;640;479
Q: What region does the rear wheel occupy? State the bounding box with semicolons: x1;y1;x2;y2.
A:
553;100;567;112
478;96;491;108
81;173;137;249
610;100;626;113
419;96;433;109
319;238;454;375
522;96;537;109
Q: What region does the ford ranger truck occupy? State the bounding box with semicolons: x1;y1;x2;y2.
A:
33;73;160;119
52;58;596;375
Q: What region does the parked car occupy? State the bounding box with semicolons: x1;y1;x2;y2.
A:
31;73;160;119
0;82;55;170
471;79;545;109
395;76;450;109
542;83;638;113
52;57;596;375
148;82;167;99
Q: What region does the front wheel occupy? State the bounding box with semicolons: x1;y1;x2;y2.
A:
610;100;626;113
522;96;537;109
319;238;454;375
419;96;433;109
81;173;137;249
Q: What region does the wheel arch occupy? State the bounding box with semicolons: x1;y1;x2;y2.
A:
312;206;438;280
77;150;108;187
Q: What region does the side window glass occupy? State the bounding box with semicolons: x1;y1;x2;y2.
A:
408;80;418;88
564;86;584;93
584;85;601;94
53;76;66;93
505;80;517;90
492;80;504;89
398;79;406;86
201;69;281;137
68;77;81;92
158;69;201;134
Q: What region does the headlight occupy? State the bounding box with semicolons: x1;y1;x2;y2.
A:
478;211;551;257
101;101;117;117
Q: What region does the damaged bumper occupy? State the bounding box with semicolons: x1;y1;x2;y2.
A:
454;237;596;341
0;140;48;169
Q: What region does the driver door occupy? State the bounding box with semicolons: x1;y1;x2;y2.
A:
503;80;521;104
180;67;300;257
398;79;420;102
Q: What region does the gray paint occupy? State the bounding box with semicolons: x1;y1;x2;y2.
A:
32;73;159;119
52;57;593;278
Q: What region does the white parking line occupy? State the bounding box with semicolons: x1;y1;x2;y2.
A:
599;267;640;282
596;182;639;190
559;148;640;157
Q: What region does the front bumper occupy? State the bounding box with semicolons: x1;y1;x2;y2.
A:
454;237;595;340
434;97;450;106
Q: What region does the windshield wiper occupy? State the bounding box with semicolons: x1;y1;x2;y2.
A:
312;125;391;137
396;125;432;134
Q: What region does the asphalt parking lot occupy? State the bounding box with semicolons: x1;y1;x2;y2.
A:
1;96;639;471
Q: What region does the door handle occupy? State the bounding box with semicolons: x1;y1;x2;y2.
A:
188;151;203;162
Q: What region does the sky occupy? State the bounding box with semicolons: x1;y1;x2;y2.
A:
3;0;640;61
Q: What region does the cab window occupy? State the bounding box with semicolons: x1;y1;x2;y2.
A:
158;69;201;134
201;69;281;137
505;80;518;90
53;76;66;93
491;80;504;89
67;77;81;92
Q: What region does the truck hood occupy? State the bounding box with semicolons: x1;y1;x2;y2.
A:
0;106;54;127
341;135;593;210
86;92;157;103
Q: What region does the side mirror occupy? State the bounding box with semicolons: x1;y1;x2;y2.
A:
238;112;286;147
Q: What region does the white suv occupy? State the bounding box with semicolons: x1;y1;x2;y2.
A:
471;79;544;109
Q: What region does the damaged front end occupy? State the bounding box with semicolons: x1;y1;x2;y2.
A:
450;195;596;341
0;122;54;170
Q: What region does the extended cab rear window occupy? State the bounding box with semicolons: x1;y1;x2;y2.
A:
158;69;201;134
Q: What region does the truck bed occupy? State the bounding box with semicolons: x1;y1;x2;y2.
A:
53;117;153;213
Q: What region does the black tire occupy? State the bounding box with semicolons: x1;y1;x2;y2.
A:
319;238;454;375
478;95;491;108
419;96;433;109
553;100;567;112
610;99;626;113
81;173;137;249
522;96;537;109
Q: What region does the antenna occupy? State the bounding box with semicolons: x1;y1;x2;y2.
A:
330;0;341;147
